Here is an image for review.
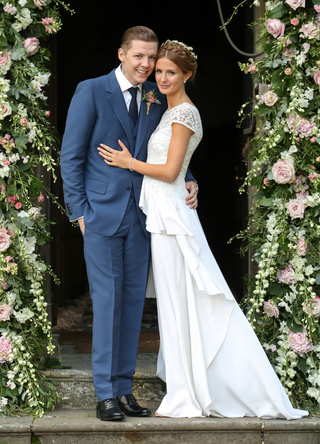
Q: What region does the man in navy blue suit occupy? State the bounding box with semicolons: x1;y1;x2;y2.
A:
60;26;198;421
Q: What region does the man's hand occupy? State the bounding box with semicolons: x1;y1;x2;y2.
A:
185;181;198;209
78;217;85;235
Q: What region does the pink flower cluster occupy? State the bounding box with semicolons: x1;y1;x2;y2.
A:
294;174;309;200
287;114;315;138
23;38;40;57
7;195;21;210
3;3;17;14
0;51;11;69
288;329;313;355
0;134;15;154
297;238;308;256
303;296;320;318
277;264;296;284
0;336;13;363
263;300;279;318
263;343;277;352
41;17;56;34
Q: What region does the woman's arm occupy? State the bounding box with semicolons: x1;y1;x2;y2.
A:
98;123;194;183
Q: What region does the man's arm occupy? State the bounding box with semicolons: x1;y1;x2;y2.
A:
60;81;97;221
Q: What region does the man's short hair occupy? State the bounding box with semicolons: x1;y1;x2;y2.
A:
120;26;159;53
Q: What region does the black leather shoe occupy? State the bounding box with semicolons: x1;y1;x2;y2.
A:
117;394;151;417
96;398;126;421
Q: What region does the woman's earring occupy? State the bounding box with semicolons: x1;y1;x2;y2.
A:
184;80;186;83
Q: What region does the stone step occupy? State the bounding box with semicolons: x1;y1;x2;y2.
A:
43;345;165;410
1;409;320;444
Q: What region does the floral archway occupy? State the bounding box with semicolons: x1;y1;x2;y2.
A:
0;0;72;417
237;0;320;413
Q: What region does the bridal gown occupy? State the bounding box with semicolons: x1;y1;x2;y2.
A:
139;102;308;419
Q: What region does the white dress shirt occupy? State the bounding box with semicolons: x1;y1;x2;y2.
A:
115;65;142;112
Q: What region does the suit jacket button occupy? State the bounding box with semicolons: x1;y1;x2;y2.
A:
127;186;131;190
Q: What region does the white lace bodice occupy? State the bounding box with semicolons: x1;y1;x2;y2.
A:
146;102;202;196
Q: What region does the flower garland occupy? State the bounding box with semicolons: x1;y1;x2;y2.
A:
233;0;320;413
0;0;73;417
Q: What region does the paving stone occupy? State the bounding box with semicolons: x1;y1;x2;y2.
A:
263;418;320;444
32;410;262;444
0;416;32;444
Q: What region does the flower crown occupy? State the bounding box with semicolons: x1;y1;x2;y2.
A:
161;39;198;60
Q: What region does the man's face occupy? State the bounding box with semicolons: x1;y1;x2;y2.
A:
118;40;158;85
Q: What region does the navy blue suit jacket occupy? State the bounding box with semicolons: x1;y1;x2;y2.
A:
60;69;193;238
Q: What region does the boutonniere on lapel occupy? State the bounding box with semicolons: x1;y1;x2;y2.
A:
142;89;161;115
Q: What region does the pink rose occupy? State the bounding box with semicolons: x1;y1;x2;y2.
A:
0;279;8;290
272;159;295;184
297;238;308;256
0;232;11;252
288;329;313;355
285;68;292;75
285;199;307;219
263;91;279;107
45;110;51;117
33;0;46;8
0;102;12;120
299;22;320;39
285;0;305;9
0;336;13;363
263;301;279;318
38;193;45;203
0;51;11;68
310;136;317;143
314;5;320;13
314;70;320;90
0;303;11;322
23;38;40;57
14;202;21;210
291;18;299;26
263;177;269;186
277;264;296;284
265;19;285;39
20;118;27;126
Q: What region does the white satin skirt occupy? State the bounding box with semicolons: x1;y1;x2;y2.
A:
140;176;308;419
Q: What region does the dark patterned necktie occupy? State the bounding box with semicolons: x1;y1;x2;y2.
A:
128;87;138;126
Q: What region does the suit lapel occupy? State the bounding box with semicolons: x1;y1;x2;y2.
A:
105;72;134;152
135;85;160;158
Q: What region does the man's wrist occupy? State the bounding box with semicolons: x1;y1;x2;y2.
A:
190;179;199;193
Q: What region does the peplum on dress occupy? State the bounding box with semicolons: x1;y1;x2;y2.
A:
139;102;308;419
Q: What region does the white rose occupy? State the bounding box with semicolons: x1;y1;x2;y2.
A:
0;102;12;120
33;0;46;9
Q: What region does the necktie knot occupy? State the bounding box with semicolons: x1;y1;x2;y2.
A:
128;87;138;126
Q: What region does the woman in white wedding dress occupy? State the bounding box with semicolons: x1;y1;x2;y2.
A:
98;41;308;420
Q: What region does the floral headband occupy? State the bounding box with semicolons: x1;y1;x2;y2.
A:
161;39;198;60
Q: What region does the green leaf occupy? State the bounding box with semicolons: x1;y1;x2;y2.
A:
268;4;288;19
267;171;274;180
297;357;308;374
316;273;320;285
268;282;286;296
0;36;8;46
37;237;47;246
287;317;304;333
257;197;274;207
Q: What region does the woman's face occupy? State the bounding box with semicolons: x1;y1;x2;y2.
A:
155;57;190;96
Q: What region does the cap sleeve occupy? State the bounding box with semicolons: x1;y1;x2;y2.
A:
171;104;198;133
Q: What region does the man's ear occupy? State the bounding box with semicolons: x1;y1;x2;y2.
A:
118;48;125;63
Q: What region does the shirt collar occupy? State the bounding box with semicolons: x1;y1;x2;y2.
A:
115;65;142;94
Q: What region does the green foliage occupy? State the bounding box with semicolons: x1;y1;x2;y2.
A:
235;0;320;412
0;0;73;418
